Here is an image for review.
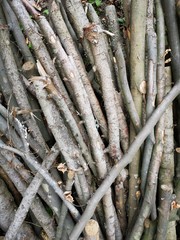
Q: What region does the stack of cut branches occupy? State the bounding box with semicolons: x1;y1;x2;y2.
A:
0;0;180;239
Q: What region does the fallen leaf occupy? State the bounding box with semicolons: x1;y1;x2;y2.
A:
136;191;141;200
171;201;180;210
57;163;67;173
64;191;74;203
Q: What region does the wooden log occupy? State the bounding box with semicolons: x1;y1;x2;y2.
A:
85;219;99;240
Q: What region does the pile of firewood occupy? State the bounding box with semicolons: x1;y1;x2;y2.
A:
0;0;180;239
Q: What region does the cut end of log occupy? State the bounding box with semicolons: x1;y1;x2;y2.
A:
85;219;99;240
22;61;37;79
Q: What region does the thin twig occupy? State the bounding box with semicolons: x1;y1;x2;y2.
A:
0;142;80;220
4;145;59;240
69;82;180;239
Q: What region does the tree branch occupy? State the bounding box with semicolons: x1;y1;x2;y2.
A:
69;82;180;239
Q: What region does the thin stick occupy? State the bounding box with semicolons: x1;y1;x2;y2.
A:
0;142;80;221
4;145;59;240
69;82;180;239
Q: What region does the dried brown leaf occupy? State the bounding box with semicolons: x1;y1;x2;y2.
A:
57;163;67;173
83;23;99;44
136;191;141;200
64;191;74;203
171;201;180;210
57;181;63;186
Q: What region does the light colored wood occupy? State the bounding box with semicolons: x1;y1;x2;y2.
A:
22;61;37;79
85;219;99;240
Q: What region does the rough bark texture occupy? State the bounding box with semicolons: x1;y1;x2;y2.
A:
0;1;179;239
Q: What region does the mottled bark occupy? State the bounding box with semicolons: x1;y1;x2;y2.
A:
128;0;147;224
0;1;179;239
